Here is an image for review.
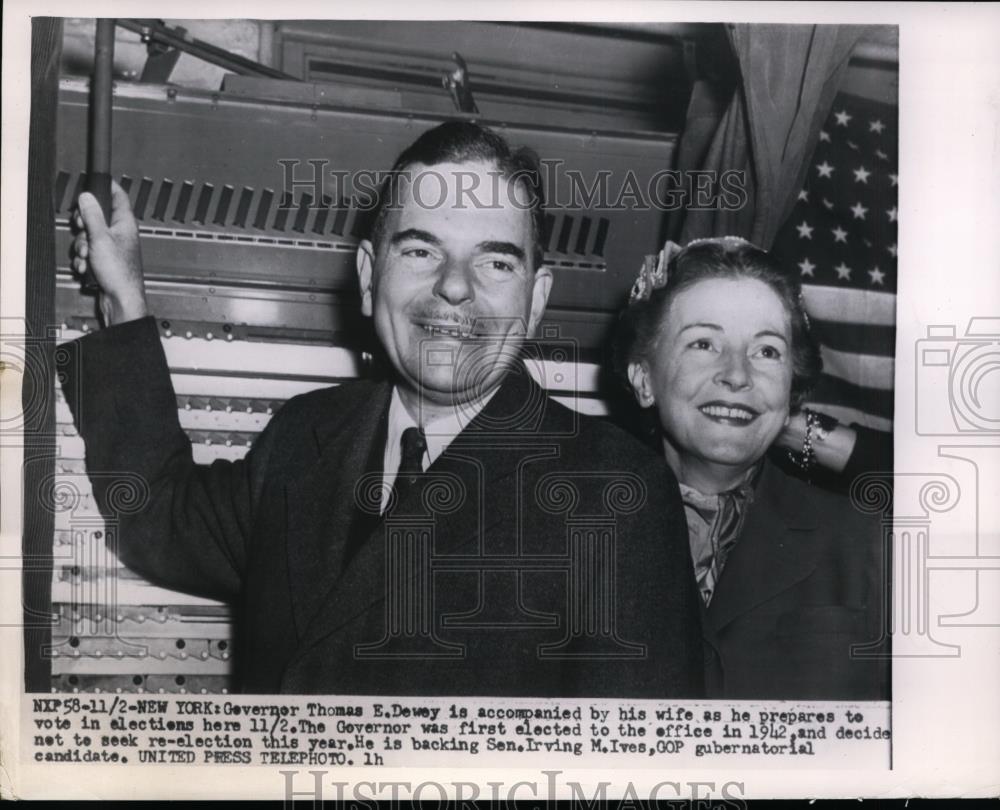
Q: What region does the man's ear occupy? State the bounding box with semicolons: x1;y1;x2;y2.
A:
356;240;375;317
525;265;553;337
627;361;655;408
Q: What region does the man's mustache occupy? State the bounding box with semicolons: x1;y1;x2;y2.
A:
412;312;529;336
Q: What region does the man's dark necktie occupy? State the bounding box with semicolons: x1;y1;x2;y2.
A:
391;426;427;510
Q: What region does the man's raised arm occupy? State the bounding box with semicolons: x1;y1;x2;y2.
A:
63;185;256;600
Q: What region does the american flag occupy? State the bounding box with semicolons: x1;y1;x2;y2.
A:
771;91;897;433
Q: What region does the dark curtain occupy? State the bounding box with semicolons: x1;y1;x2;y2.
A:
672;23;865;248
23;17;63;691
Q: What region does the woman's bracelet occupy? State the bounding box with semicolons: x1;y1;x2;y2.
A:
787;409;839;472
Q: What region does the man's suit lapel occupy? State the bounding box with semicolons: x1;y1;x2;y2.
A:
284;380;392;637
705;460;823;634
291;367;545;659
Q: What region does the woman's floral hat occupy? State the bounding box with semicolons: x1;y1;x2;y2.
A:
628;235;754;304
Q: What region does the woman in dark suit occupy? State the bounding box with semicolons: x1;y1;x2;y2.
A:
615;236;889;700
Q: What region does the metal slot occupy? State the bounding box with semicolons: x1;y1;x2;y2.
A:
193;183;214;225
134;177;154;220
574;216;592;256
543;212;556;250
331;200;350;236
312;195;332;234
213;185;234;226
233;187;253;228
593;217;610;257
555;215;574;254
173;181;194;222
151;179;173;221
253;188;274;230
272;192;291;231
293;193;312;233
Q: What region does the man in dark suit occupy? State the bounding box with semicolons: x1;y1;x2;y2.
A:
67;121;702;696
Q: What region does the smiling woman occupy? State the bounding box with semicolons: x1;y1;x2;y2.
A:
632;275;795;493
614;237;888;700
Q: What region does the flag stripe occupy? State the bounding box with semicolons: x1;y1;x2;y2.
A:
820;346;895;391
801;285;896;326
811;374;894;421
810;317;896;356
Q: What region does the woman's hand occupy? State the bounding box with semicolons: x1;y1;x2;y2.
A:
71;180;149;326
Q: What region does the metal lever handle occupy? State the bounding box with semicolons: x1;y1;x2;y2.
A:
84;17;116;293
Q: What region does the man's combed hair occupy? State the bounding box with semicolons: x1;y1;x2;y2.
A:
612;240;824;412
365;121;547;268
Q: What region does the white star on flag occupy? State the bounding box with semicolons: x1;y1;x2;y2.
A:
769;93;897;437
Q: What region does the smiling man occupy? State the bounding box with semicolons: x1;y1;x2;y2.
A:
359;157;549;418
65;121;702;697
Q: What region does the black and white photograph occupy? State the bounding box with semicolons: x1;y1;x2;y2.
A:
2;2;998;802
